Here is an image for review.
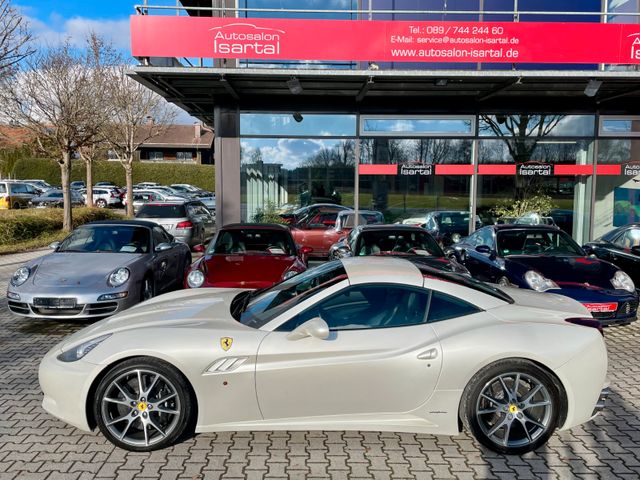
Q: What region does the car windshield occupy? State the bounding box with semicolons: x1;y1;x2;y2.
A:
209;228;295;255
436;212;469;228
355;230;443;257
232;261;348;328
57;225;151;253
137;204;186;218
497;230;584;256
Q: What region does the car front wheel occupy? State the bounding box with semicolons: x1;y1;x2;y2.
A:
461;359;561;455
93;358;195;451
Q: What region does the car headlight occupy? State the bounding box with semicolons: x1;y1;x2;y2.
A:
187;270;205;288
282;270;298;280
451;233;462;244
108;268;130;287
11;266;31;287
57;334;112;362
611;270;635;293
524;270;559;292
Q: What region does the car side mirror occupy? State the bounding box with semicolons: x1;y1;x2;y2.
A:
155;243;173;252
582;245;594;255
336;246;352;258
632;246;640;256
443;247;456;259
192;244;205;253
49;241;61;251
286;317;330;341
476;245;496;259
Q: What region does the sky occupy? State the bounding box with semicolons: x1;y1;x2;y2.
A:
14;1;196;123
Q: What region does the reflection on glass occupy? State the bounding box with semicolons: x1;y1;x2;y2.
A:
241;138;355;222
479;115;595;137
479;139;593;164
594;139;640;238
359;138;471;223
362;118;473;136
600;119;640;135
241;113;357;137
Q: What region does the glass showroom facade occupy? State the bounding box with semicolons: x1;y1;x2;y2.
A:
239;113;640;243
131;0;640;243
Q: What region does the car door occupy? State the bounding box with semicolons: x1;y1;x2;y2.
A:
152;226;179;291
256;284;442;420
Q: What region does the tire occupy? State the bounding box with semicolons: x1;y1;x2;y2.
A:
96;199;107;208
460;359;561;455
93;357;195;451
140;275;155;302
12;202;20;210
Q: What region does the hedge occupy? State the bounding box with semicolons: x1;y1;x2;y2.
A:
0;208;124;246
11;158;215;191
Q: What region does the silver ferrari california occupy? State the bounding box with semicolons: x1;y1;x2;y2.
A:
39;257;608;454
7;220;192;319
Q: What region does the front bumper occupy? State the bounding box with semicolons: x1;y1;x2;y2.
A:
39;347;98;432
6;288;138;319
556;287;638;326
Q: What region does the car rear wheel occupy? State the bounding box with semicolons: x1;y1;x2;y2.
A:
141;276;154;302
96;199;107;208
12;202;20;209
93;357;195;451
461;359;560;455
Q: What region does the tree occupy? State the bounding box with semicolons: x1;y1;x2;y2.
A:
0;37;111;230
78;141;109;207
103;64;177;216
0;0;33;80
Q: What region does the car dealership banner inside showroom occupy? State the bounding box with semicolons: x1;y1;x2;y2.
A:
129;10;640;243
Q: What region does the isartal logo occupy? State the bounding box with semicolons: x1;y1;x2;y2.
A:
210;23;285;55
630;33;640;61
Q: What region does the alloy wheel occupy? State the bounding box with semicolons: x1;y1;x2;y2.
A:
99;369;181;448
475;372;553;449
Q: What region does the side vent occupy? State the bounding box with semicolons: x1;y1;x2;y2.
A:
205;357;249;374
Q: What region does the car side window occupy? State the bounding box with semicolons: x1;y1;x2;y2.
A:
613;229;640;249
152;227;170;247
427;290;480;323
466;230;482;247
11;183;26;193
279;285;429;332
478;228;495;248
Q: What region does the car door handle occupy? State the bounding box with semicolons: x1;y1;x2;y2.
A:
417;348;438;360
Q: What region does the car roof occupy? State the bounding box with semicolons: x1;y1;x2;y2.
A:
82;220;157;228
341;257;424;287
490;224;561;232
221;223;292;232
358;224;426;232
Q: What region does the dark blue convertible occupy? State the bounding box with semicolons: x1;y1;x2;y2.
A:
455;224;638;326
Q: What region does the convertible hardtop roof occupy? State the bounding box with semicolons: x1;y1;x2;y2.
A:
221;223;292;232
358;224;429;232
84;219;159;229
491;224;561;232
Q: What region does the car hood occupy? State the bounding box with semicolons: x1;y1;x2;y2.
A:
505;255;619;289
32;252;144;288
59;288;247;349
496;286;591;317
203;254;296;285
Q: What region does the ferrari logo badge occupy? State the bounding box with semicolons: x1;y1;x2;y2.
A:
220;337;233;351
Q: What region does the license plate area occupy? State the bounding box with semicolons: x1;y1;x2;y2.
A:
33;297;77;309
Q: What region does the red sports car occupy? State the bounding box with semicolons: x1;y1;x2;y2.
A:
185;224;309;289
290;209;384;259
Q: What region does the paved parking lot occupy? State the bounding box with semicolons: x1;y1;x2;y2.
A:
1;251;640;479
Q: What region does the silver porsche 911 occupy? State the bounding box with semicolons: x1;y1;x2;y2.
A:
39;257;608;455
7;220;192;319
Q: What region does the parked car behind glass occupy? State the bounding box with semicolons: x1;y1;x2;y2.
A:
136;201;215;248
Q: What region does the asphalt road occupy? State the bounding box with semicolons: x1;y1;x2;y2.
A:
1;251;639;479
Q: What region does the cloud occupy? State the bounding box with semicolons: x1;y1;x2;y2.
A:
25;13;131;51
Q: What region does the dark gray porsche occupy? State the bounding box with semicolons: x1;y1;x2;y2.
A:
6;220;191;320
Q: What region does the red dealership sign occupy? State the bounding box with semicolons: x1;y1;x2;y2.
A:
131;16;640;64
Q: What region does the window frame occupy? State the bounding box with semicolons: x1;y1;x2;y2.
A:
599;116;640;137
359;115;476;138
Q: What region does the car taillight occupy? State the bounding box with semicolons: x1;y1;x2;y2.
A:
565;317;604;336
176;221;193;229
110;192;116;198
